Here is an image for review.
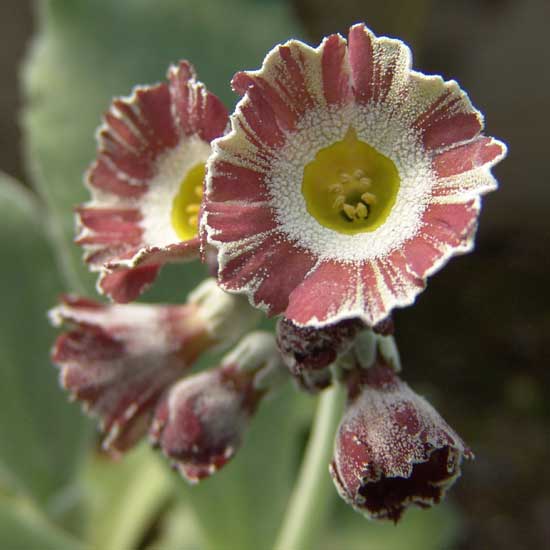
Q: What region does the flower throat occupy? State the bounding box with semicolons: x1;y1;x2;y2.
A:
301;127;400;235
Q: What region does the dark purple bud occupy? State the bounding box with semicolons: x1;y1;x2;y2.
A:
276;317;364;392
331;360;473;522
372;316;394;336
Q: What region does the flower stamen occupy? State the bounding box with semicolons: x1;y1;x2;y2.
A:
343;203;357;220
171;164;206;240
301;127;400;235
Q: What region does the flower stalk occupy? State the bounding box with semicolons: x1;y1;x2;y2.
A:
273;381;345;550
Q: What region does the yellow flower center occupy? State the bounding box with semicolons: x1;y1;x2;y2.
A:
301;127;400;234
171;163;205;240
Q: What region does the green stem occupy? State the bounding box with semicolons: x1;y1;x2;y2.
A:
93;450;174;550
273;383;345;550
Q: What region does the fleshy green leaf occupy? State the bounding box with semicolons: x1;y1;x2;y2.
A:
0;494;84;550
0;173;91;508
22;0;302;296
323;501;461;550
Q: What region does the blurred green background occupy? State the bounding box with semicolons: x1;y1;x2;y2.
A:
0;0;548;549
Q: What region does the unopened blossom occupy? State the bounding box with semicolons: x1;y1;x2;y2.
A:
150;332;286;482
50;279;258;454
78;61;228;302
202;23;507;328
276;317;364;392
330;352;472;522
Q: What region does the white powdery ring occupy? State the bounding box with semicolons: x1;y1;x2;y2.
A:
267;104;434;262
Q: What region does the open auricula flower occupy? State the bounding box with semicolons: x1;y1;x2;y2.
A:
202;23;507;327
77;61;228;302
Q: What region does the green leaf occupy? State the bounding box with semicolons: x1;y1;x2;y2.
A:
0;173;91;508
22;0;302;296
323;501;461;550
0;493;84;550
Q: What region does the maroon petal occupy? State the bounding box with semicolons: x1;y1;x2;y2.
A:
433;136;506;178
76;207;143;247
95;239;200;303
374;250;426;308
421;199;479;249
412;87;483;151
232;41;316;127
285;261;359;326
97;83;177;182
348;23;409;105
205;202;277;244
168;60;228;143
98;265;161;304
232;73;299;134
88;157;148;198
322;33;352;106
220;236;316;317
397;200;479;282
207;161;272;204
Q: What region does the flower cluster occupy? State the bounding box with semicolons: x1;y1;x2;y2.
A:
50;23;505;520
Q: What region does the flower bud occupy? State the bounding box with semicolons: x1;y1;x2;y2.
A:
330;359;472;522
276;317;364;392
150;331;285;482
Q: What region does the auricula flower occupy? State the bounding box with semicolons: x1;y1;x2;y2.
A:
78;61;228;302
202;23;506;328
49;279;260;455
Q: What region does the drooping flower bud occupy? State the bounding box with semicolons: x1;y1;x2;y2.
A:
276;317;364;392
330;356;472;522
150;331;285;483
49;279;260;454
